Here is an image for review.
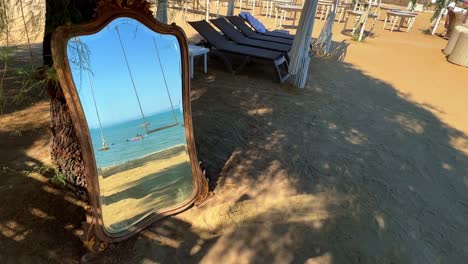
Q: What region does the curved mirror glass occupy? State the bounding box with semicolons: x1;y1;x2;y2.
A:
67;17;194;233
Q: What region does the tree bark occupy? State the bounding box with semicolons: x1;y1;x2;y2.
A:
43;0;96;199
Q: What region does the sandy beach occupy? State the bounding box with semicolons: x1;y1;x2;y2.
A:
0;2;467;263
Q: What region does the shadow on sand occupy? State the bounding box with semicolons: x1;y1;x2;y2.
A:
82;38;468;263
98;37;467;263
2;35;468;264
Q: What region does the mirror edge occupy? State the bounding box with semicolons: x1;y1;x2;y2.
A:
51;0;210;245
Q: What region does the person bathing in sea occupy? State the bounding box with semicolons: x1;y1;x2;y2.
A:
130;134;144;142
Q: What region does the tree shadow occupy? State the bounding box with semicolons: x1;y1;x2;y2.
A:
0;128;86;263
181;50;468;262
2;30;468;264
189;40;348;186
0;42;88;263
0;74;214;263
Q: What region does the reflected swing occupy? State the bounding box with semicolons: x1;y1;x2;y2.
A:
86;70;110;151
148;36;180;134
115;25;179;135
70;36;111;151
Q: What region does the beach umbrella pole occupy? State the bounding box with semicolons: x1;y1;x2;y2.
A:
288;0;319;88
205;0;210;21
227;0;235;15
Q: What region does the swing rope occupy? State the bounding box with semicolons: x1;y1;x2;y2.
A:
152;37;179;125
115;25;150;130
86;65;109;151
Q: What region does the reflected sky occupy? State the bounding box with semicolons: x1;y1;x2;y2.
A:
67;18;182;129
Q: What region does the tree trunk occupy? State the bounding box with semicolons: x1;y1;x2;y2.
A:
43;0;96;199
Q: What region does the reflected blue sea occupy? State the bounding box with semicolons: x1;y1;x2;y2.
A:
89;109;186;168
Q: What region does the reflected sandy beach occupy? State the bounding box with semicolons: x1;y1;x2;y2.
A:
98;144;187;177
99;146;194;232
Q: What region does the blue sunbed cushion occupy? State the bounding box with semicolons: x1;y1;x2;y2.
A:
239;12;267;33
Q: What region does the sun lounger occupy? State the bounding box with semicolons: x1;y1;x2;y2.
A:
188;20;290;83
226;16;294;45
210;18;291;54
239;12;295;40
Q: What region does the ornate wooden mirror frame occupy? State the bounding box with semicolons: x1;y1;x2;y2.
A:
51;0;210;253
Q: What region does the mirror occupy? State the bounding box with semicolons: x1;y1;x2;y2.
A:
66;17;195;234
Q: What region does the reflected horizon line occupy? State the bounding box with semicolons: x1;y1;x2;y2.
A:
88;106;183;130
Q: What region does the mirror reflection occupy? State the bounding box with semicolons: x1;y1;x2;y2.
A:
67;18;194;233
